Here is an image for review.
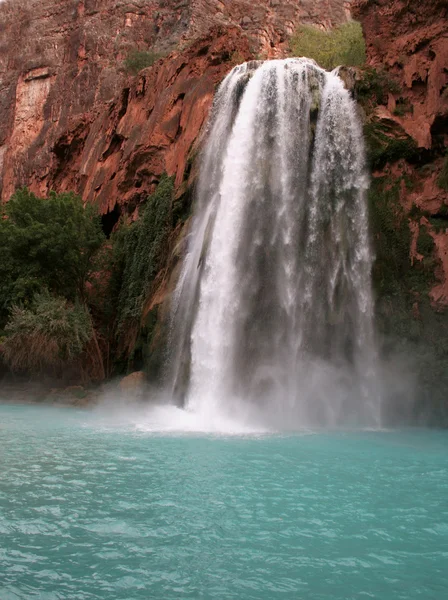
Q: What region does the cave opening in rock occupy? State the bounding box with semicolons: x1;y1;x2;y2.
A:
431;114;448;155
101;203;121;238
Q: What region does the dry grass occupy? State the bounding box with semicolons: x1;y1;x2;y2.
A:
2;292;94;379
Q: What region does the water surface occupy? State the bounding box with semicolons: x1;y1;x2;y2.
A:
1;403;447;599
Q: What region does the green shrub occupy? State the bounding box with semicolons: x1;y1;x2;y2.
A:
369;177;411;299
364;120;418;170
416;226;435;256
112;174;174;333
426;203;448;232
393;97;413;117
2;291;93;375
0;188;104;327
355;67;401;106
124;50;160;75
290;21;366;70
428;217;448;232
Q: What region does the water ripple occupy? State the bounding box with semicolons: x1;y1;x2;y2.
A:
0;404;448;599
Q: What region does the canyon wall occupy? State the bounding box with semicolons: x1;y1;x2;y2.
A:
354;0;448;305
0;0;350;211
353;0;448;421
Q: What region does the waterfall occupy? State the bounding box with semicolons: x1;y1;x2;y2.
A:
169;58;381;428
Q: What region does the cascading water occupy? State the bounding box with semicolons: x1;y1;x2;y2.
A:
168;58;381;429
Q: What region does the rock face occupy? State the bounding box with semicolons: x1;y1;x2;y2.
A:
354;0;447;149
2;27;254;215
354;0;448;306
351;0;448;421
0;0;350;207
119;371;146;396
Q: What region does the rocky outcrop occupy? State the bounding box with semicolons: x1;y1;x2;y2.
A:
7;27;253;216
353;0;448;307
351;0;448;421
0;0;350;207
354;0;447;149
119;371;146;398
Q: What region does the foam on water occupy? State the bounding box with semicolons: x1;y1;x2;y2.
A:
96;401;270;435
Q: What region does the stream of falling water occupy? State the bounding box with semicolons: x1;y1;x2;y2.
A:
168;58;381;429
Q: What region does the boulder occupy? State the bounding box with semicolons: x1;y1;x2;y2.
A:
119;371;146;393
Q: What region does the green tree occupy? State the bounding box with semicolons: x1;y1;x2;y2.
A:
0;188;104;327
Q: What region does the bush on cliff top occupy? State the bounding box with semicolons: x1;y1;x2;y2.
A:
124;49;160;75
290;21;366;70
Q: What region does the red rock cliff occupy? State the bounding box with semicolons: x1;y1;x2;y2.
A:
0;0;350;208
354;0;448;305
354;0;447;149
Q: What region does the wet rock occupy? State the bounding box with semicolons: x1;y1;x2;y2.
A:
119;371;146;393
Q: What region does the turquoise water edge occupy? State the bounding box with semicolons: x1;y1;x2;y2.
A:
1;403;447;599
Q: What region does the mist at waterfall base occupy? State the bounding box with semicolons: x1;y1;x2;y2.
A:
152;57;412;433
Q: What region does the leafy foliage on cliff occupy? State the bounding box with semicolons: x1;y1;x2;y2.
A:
370;177;439;318
0;178;175;382
112;174;173;330
364;121;418;170
369;174;448;422
99;174;174;374
355;67;401;107
124;50;160;75
290;21;366;70
355;44;448;421
369;177;411;300
2;292;93;377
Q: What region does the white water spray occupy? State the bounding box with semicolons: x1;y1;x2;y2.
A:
169;58;381;429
